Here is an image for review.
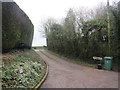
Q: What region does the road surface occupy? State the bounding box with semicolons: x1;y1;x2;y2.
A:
35;49;118;88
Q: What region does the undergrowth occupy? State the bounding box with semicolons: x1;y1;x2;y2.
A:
2;49;46;89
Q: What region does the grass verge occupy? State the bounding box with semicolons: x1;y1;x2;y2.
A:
2;49;47;89
41;48;119;71
40;48;97;68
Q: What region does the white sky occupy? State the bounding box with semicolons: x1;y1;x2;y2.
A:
13;0;118;46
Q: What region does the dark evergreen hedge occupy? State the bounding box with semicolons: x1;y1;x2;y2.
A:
2;2;34;53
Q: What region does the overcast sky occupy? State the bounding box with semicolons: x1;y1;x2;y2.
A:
13;0;118;46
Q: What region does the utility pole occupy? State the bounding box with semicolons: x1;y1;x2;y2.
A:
107;0;111;55
104;0;113;71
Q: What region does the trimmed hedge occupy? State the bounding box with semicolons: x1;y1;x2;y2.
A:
2;2;34;53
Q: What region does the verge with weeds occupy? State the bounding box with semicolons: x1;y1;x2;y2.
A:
2;49;46;89
43;48;118;71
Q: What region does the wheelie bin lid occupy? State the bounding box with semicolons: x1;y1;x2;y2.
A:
104;57;113;59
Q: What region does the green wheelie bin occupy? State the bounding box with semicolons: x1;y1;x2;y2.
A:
104;57;112;70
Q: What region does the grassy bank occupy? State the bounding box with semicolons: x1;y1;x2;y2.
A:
2;49;47;89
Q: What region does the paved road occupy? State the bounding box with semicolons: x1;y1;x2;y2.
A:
35;49;118;88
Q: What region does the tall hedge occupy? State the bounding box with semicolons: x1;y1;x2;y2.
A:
2;2;34;53
45;2;120;67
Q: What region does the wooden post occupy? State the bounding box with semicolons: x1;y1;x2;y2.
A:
107;0;111;56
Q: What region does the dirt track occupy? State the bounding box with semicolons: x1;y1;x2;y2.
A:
35;49;118;88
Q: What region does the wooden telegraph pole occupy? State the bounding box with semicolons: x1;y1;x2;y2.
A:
107;0;111;55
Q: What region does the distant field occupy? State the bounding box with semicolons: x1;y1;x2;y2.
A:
32;46;46;50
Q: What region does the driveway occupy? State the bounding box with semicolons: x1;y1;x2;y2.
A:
35;49;118;88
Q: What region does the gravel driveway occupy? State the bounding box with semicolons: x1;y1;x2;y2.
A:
35;49;118;88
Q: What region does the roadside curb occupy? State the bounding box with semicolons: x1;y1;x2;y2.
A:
33;49;49;89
